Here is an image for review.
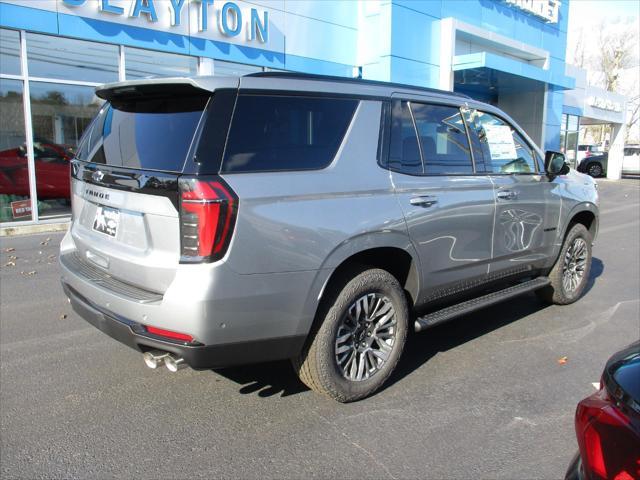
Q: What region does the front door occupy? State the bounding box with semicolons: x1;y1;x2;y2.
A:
464;109;562;275
387;99;495;306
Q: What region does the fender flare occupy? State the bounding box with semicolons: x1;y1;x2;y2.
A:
295;230;421;338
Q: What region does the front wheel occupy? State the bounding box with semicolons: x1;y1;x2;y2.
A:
292;268;409;402
537;223;592;305
586;162;603;177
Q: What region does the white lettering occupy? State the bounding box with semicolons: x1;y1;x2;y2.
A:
503;0;560;24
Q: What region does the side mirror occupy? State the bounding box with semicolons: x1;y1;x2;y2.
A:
545;151;569;176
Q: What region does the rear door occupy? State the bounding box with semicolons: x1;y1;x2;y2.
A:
463;109;562;275
69;86;212;293
387;99;495;305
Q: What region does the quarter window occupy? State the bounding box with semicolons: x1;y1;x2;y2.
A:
468;111;537;174
221;95;357;173
388;101;423;175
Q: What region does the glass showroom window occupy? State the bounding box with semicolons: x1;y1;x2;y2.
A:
0;79;31;222
561;114;580;167
125;47;198;80
29;82;102;220
214;60;263;76
26;32;119;83
0;29;21;76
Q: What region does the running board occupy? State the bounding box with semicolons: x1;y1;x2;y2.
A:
414;277;551;332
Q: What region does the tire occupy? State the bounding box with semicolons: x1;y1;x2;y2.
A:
292;268;409;402
537;223;592;305
586;162;603;178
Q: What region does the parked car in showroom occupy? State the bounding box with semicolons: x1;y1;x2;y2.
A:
60;73;599;402
565;342;640;480
577;152;608;178
623;145;640;175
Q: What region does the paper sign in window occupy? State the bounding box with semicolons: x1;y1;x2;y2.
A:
483;124;517;161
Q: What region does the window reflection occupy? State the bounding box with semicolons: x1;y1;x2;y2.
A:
0;29;21;76
0;79;31;222
125;47;197;79
29;82;103;220
26;33;119;83
214;60;262;77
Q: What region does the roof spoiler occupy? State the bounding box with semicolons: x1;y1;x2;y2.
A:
95;77;238;103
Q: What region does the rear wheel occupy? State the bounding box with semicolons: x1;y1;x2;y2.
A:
293;268;408;402
537;223;592;305
586;162;603;177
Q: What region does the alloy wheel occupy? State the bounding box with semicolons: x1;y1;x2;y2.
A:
334;293;397;382
562;237;588;293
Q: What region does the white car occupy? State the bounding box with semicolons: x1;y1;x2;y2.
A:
622;146;640;175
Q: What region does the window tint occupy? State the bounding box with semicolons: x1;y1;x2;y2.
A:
389;101;422;175
222;95;357;173
470;111;537;173
76;96;208;172
411;104;472;174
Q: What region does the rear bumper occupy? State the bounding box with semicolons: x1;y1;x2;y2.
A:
62;281;305;369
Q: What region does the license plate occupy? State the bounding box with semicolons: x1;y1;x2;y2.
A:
92;205;120;238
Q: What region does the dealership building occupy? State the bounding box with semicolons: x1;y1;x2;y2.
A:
0;0;628;226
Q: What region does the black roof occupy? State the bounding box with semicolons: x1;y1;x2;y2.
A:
245;71;470;99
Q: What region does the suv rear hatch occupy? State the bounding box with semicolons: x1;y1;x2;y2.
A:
68;80;236;294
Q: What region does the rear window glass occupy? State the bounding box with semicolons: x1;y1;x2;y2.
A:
221;95;358;173
76;96;207;172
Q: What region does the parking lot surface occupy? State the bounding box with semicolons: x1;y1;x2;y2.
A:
1;179;639;479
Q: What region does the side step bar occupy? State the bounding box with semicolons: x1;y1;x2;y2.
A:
414;277;551;332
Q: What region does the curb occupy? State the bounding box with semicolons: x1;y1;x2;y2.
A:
0;222;70;237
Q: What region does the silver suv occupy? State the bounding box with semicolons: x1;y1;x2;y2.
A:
60;73;599;402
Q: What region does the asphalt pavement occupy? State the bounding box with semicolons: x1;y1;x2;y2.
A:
1;179;639;479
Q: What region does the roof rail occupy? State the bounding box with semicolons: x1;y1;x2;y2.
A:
244;71;471;99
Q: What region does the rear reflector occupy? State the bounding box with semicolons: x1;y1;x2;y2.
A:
146;326;194;342
179;176;238;263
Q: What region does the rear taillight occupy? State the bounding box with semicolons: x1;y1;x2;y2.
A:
179;177;238;263
575;388;640;480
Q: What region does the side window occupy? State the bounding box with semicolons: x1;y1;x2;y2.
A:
410;103;473;174
470;111;537;174
221;95;358;173
389;100;423;175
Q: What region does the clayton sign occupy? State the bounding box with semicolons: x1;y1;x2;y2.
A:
61;0;269;42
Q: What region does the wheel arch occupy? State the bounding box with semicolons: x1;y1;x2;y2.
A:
565;204;598;240
297;232;421;341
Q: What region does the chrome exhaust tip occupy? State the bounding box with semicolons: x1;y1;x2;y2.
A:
143;350;170;369
164;355;187;372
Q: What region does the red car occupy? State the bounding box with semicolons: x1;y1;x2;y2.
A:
0;140;73;200
566;342;640;480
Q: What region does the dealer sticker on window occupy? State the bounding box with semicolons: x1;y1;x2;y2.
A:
92;205;120;238
483;124;517;161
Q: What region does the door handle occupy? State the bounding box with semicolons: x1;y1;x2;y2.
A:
496;190;518;201
410;196;438;207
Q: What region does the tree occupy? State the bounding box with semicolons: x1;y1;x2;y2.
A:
592;21;640;143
